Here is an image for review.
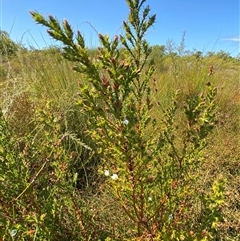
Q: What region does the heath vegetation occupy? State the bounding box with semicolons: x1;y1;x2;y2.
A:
0;0;239;240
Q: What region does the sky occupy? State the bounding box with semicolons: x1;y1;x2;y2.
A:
1;0;239;56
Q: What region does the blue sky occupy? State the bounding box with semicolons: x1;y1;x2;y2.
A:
1;0;239;56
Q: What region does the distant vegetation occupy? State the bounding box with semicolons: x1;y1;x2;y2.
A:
0;0;239;240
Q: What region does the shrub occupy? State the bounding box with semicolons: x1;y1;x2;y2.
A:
0;104;102;240
0;31;19;57
29;0;225;240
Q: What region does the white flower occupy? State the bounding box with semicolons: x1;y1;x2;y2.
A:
123;119;129;125
104;170;110;176
111;173;118;180
148;197;152;201
169;214;173;220
10;229;17;237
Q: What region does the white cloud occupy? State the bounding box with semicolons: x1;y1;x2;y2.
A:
222;36;240;42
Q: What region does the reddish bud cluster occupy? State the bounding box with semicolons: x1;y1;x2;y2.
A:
171;180;177;189
98;33;104;40
111;57;117;66
113;83;119;90
102;76;110;87
114;100;122;109
147;176;154;183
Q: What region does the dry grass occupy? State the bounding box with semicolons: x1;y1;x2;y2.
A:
0;48;239;240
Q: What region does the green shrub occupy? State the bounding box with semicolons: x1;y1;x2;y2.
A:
0;104;102;240
0;31;20;57
28;0;225;240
